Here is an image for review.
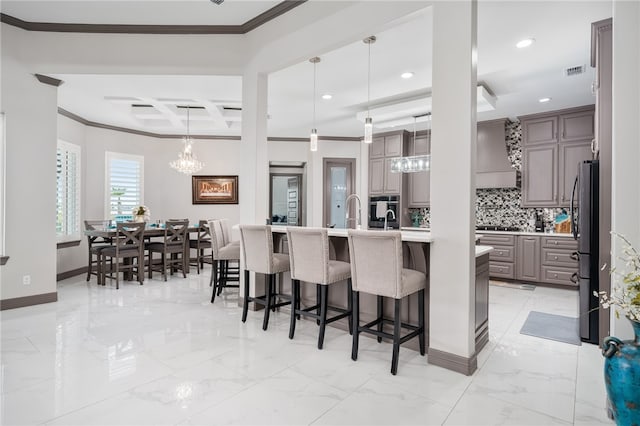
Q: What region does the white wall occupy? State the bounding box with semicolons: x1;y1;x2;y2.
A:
0;46;58;300
55;115;241;275
611;0;640;338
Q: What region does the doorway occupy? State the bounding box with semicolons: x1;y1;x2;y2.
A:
269;163;306;227
323;158;356;229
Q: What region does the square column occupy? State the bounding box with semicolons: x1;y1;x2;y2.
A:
428;0;478;375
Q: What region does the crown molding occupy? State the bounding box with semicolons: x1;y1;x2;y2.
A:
0;1;306;35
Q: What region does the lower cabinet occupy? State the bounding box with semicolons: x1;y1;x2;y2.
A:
479;233;578;287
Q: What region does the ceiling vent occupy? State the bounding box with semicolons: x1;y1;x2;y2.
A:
565;65;585;77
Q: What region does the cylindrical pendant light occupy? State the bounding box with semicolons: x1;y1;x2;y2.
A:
363;36;376;144
309;56;320;152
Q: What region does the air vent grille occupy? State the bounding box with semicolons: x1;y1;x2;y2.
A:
565;65;585;77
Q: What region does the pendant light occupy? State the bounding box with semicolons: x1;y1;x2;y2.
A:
363;36;376;144
169;106;204;174
389;115;431;174
309;56;320;152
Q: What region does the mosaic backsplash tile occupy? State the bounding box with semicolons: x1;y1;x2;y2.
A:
407;120;572;232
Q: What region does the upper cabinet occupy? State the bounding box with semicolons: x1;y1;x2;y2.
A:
407;133;431;207
520;105;595;207
368;131;408;196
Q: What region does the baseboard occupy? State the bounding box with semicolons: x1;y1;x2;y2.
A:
0;292;58;310
57;266;87;281
427;347;477;375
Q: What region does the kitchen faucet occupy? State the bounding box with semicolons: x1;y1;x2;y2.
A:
384;209;396;230
345;194;362;229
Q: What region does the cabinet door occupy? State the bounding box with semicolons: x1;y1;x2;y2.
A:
517;236;540;282
370;137;385;158
384;134;403;157
523;116;557;145
369;158;384;194
559;141;593;206
408;135;430;207
559;109;595;143
522;144;558;207
384;158;401;194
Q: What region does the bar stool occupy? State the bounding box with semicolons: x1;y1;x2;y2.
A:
347;229;426;375
208;219;240;303
286;227;352;349
218;218;240;287
239;224;291;330
147;220;189;281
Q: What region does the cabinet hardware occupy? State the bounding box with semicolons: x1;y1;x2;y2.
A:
554;256;558;260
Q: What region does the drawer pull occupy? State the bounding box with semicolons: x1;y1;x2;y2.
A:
553;241;558;245
570;252;579;261
553;256;558;260
554;273;558;278
570;273;579;284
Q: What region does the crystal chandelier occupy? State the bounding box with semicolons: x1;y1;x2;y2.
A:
170;106;204;174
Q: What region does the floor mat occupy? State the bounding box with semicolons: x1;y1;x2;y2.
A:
490;280;536;291
520;311;581;345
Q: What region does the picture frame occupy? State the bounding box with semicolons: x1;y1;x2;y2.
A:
192;175;239;205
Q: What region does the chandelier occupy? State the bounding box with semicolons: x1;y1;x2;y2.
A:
170;106;204;174
390;115;431;173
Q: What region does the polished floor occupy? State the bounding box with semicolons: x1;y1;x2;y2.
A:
1;270;612;425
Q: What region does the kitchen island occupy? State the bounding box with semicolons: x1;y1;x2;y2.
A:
268;227;492;353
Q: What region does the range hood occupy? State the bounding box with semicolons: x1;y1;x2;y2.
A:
476;119;519;188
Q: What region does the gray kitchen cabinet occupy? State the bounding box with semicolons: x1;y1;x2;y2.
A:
559;109;595;143
475;253;490;351
559;140;593;206
370;137;385;158
540;236;578;287
517;236;541;282
407;134;430;207
522;116;557;145
522;144;558;207
369;158;385;194
368;131;407;197
478;234;515;280
384;158;401;194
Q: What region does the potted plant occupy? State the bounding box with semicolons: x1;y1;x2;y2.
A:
595;232;640;425
132;205;150;223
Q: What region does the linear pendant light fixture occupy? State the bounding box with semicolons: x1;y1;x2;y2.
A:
363;36;376;144
390;115;431;173
309;56;320;152
169;106;204;174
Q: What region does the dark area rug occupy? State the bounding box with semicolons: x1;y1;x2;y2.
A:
520;311;581;345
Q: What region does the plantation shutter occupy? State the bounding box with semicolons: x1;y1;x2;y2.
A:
106;152;144;218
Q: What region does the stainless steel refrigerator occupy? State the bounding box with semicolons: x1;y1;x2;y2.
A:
571;160;599;344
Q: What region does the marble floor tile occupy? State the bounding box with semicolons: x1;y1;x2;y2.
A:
0;271;612;425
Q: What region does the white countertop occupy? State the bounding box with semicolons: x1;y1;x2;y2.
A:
477;230;575;238
270;226;434;243
475;245;494;258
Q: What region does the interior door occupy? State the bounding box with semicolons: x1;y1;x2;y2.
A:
323;159;355;229
286;177;301;226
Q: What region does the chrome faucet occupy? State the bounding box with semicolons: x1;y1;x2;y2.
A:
345;194;362;229
384;209;396;231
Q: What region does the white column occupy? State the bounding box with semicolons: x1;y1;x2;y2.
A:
428;0;478;374
611;0;640;338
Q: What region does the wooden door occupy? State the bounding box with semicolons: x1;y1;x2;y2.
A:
408;135;430;207
559;109;595;143
369;158;384;194
384;158;401;194
522;116;558;145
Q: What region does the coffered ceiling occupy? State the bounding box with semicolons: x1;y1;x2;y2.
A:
4;1;613;138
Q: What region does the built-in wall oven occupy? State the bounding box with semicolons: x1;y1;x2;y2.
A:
368;195;399;229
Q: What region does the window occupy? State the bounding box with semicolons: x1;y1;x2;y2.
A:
56;141;81;240
106;152;144;219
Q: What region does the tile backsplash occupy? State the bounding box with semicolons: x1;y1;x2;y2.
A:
407;119;571;232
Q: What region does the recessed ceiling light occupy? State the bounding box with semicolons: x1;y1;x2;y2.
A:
321;94;332;100
539;97;551;103
516;38;535;49
401;72;414;79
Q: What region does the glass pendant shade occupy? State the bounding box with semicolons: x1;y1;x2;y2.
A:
310;128;318;152
364;117;373;144
389;154;431;173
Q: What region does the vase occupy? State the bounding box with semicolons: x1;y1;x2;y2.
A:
602;318;640;425
134;215;146;223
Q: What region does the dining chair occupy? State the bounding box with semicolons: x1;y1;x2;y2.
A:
99;222;146;289
286;227;352;350
239;224;291;330
189;219;213;275
347;229;426;375
84;220;112;285
147;220;189;281
208;219;240;303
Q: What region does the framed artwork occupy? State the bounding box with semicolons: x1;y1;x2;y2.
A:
192;175;239;204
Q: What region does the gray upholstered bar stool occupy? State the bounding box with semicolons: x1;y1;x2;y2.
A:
239;224;291;330
208;219;240;303
347;229;426;375
286;227;352;349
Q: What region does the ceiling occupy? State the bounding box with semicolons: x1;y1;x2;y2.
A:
13;1;613;138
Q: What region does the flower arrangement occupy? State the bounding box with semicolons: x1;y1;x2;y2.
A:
132;205;151;222
595;233;640;322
